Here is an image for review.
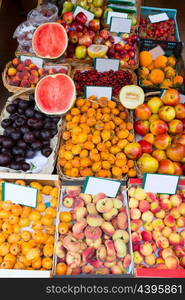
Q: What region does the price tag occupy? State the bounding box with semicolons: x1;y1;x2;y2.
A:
149;45;165;60
94;58;120;72
110;17;131;33
82;177;121;197
142;174;179;194
106;11;128;24
85;86;112;100
73;5;94;24
180;93;185;103
149;13;169;23
2;182;38;208
20;56;43;68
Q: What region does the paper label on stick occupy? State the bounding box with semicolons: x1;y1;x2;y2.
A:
2;182;38;208
85;86;112;100
106;11;128;24
149;45;165;60
82;177;121;197
73;5;94;24
142;173;179;194
20;55;43;68
149;13;169;24
94;58;120;72
110;17;131;33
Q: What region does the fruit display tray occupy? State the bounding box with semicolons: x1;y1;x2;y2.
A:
139;6;183;57
0;173;60;278
0;89;62;175
52;181;134;277
127;178;185;278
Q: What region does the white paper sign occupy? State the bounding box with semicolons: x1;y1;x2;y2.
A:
106;11;128;24
85;86;112;100
110;17;132;33
143;174;179;194
149;45;165;60
149;13;169;23
73;6;94;24
20;55;43;68
0;270;50;278
2;182;38;208
83;177;121;197
180;93;185;103
95;58;120;72
44;65;68;71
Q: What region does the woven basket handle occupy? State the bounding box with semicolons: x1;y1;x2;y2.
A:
7;88;35;102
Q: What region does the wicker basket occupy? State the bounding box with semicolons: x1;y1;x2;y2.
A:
2;61;71;99
57;96;135;181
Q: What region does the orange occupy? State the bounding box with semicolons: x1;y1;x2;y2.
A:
167;56;176;67
128;160;134;168
164;66;175;79
42;186;53;195
21;231;32;242
173;75;184;85
14;180;26;186
30;182;43;190
154;55;167;68
149;69;165;84
120;112;127;120
60;211;72;223
126;122;133;130
56;262;67;275
43;243;54;257
29;211;41;222
128;168;137;177
112;167;122;177
139;51;153;67
42;257;52;270
122;165;129;174
45;207;56;218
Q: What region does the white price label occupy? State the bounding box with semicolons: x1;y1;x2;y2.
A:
143;174;179;194
95;58;120;72
149;13;169;23
83;177;121;197
110;17;131;33
106;11;128;24
85;86;112;100
149;45;165;60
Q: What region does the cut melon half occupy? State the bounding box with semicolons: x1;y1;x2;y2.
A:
35;74;76;115
119;85;145;109
87;44;108;58
32;22;68;59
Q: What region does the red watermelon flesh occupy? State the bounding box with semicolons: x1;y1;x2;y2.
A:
35;74;76;115
32;22;68;59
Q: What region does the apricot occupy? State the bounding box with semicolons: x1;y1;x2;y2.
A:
14;262;25;269
26;248;40;261
0;242;10;256
56;262;67;275
45;225;56;235
13;224;20;233
45;207;56;218
42;257;53;270
32;257;42;269
42;186;53;195
41;216;53;226
4;253;16;266
43;243;54;257
0;260;13;269
10;243;21;256
30;182;43;190
21;206;32;218
36;202;46;212
8;67;16;76
2;201;12;211
2;221;13;233
21;231;32;242
8;233;20;243
19;217;30;227
29;211;41;222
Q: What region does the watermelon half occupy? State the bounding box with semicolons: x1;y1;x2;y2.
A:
32;22;68;59
35;74;76;115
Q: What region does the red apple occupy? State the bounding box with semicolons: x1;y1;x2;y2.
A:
159;106;176;122
134;120;150;136
173;133;185;146
63;11;74;24
173;162;183;175
138;140;153;153
175;103;185;119
69;31;79;44
162;89;180;106
135;104;152;121
166;143;185;162
99;29;110;40
158;159;175;175
124;142;142;160
78;34;92;47
88;19;100;32
154;134;172;150
169;119;183;134
152;149;166;161
150;120;168;135
75;12;87;25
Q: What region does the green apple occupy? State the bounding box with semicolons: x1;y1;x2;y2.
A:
93;7;103;18
93;0;104;8
62;1;74;14
128;14;137;26
75;46;87;59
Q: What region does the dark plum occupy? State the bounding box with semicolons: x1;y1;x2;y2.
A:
23;132;35;143
18;100;30;109
42;140;50;147
0;154;11;166
29;94;35;102
1;119;12;128
18;108;24;115
50;129;58;138
20;126;30;134
43;121;52;130
34;111;44;120
26;148;35;159
50;123;58;130
25;108;35;118
15;118;26;127
15;156;25;163
0;135;5;144
17;140;27;149
34;131;41;139
2;137;14;148
10;131;22;141
42;147;52;157
21;162;30;171
27;118;43;130
10;162;21;170
9;113;19;121
31;141;42;151
51;116;60;124
12;147;25;156
6;104;17;114
12;98;21;105
40;130;51;140
1;148;12;157
3;127;15;137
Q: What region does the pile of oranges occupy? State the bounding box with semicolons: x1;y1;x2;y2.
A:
139;51;184;89
58;96;137;179
0;180;59;271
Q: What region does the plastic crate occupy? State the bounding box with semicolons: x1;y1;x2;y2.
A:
139;6;183;57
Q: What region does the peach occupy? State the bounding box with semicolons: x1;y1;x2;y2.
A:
123;254;132;269
150;201;161;213
152;218;165;230
92;193;107;204
176;216;185;227
66;251;81;268
133;244;140;251
139;200;150;212
15;72;23;81
29;74;39;84
152;230;162;241
24;59;32;66
114;239;127;258
141;211;154;222
84;226;102;240
73;197;85;209
111;217;118;229
101;221;115;236
170;194;182;207
140;242;153;256
87;214;103;227
63;197;74;208
169;232;181;245
79;193;92;204
72;218;87;234
145;254;156;265
9;78;20;86
179;203;185;216
96;198;113;213
103;208;118;221
165;256;179;269
112;198;123;209
143;222;153;231
156;263;167;269
86;203;97;215
111;265;122;274
22;70;30;79
73;232;84;240
104;261;116;268
79;241;87;253
128;187;136;197
156;236;169;249
97;245;107;261
31;70;39;77
132;232;142;243
146;192;158;202
66;186;81;197
17;63;25;71
117;261;125;273
71;267;81;275
113;230;129;243
133;251;143;265
38;68;46;76
29;63;37;70
129;198;139;209
141;230;152;241
86;238;102;249
174;245;185;258
12;57;20;66
56;242;66;259
20;79;31;87
170;207;180;219
155;209;165;219
105;240;116;260
62;236;81;253
89;259;103;268
164;215;175;227
149;241;157;252
130;219;142;231
75;207;87;221
82;264;94;274
96;267;110;275
180;229;185;240
161;226;172;238
156;258;165;264
130;208;141;220
117;212;127;229
134;188;147;200
160;198;172;211
180;256;185;268
82;247;96;263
